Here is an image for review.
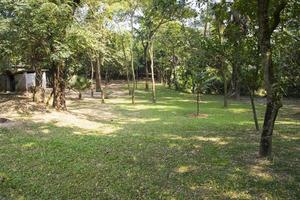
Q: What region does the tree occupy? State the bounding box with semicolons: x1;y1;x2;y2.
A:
69;75;91;99
257;0;287;157
138;0;194;103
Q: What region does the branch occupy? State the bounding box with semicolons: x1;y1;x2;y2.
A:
269;0;287;34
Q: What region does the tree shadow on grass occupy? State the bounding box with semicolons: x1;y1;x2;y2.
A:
0;116;299;199
0;84;299;199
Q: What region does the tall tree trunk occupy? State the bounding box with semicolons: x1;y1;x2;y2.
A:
197;90;200;116
257;0;286;157
105;68;109;85
222;68;228;108
121;36;131;95
167;69;172;88
149;41;156;103
59;62;67;110
52;63;59;109
173;67;179;91
126;66;132;95
52;61;66;110
130;12;136;104
162;71;166;86
46;89;54;106
172;49;179;91
95;59;101;92
135;65;138;89
144;44;149;91
235;68;241;100
32;54;45;103
33;68;45;103
249;88;259;131
158;68;163;84
217;19;227;108
232;62;241;100
90;58;94;97
96;56;105;104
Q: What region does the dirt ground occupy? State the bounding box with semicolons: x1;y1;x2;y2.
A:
0;81;299;129
0;82;128;131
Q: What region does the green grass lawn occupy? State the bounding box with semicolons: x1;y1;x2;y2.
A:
0;84;299;199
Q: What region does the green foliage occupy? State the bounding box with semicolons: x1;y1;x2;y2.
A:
69;75;91;92
0;0;299;98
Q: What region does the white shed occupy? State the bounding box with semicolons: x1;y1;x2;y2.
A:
0;70;48;92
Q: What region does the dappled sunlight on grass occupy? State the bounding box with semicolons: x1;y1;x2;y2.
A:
276;120;300;125
279;134;299;140
193;136;230;145
175;165;198;173
227;108;250;114
29;111;120;135
223;191;252;199
118;117;161;124
162;134;230;145
118;103;184;112
0;82;299;199
41;128;50;134
22;142;36;149
249;165;274;181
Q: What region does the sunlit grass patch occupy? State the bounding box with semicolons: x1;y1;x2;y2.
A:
0;83;299;199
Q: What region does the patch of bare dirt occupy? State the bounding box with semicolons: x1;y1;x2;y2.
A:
0;81;130;134
0;93;47;115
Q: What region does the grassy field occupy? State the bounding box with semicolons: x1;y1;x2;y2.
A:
0;83;299;199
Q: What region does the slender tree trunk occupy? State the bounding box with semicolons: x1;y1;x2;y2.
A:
232;62;241;100
32;57;45;103
249;88;259;131
144;44;149;91
95;59;101;92
217;19;227;108
197;90;200;116
222;68;228;108
130;12;136;104
167;69;172;88
52;62;59;109
149;41;156;103
258;0;285;157
126;66;132;95
96;56;105;103
52;61;66;110
121;36;131;95
46;89;54;106
135;66;138;89
162;71;166;86
173;67;179;90
90;58;94;97
33;68;45;103
172;49;179;91
105;68;109;85
59;62;67;110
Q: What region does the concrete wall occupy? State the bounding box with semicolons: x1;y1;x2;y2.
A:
0;75;13;92
15;73;27;91
42;72;47;88
26;72;36;90
0;75;7;91
0;71;48;92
